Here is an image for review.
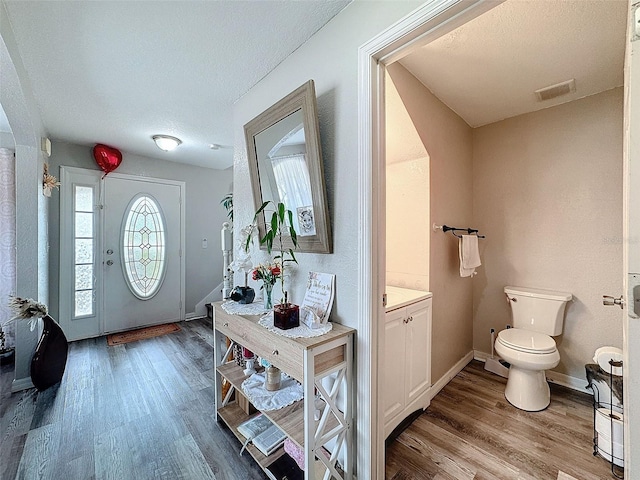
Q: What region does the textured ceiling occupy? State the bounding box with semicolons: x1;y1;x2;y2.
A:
399;0;627;128
3;0;350;169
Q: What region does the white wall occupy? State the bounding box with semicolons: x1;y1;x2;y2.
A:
232;0;423;327
387;62;474;382
473;88;624;380
385;71;430;291
231;2;423;476
1;1;48;390
48;141;233;317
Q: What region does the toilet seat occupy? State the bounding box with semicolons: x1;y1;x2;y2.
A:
497;328;556;354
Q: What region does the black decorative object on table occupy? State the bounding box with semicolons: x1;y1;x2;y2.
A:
229;286;256;304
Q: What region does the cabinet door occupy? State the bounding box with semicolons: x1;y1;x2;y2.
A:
383;308;407;421
405;299;432;405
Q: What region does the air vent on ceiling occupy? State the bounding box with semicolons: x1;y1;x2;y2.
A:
534;79;576;102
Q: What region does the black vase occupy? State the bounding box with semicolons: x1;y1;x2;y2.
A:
31;315;69;391
230;286;256;304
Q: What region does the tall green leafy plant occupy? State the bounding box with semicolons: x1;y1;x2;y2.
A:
220;192;233;222
247;201;298;305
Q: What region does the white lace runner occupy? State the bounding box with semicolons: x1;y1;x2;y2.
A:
258;312;333;338
241;372;304;411
221;300;269;316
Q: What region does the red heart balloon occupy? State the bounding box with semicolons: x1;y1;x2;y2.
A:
93;144;122;177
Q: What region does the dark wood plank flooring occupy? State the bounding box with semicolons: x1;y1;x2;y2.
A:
0;317;267;480
3;324;618;480
385;360;618;480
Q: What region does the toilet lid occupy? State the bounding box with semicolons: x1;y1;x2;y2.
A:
497;328;556;354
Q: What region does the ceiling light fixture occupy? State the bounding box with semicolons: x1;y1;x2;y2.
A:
152;135;182;151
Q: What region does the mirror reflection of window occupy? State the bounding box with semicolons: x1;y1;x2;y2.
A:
270;153;313;235
245;80;332;253
254;109;315;235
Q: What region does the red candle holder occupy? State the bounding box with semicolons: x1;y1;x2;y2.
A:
273;304;300;330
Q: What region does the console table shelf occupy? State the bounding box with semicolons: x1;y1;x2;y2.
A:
213;302;355;480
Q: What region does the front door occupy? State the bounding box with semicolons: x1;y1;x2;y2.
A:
102;175;183;333
59;167;185;341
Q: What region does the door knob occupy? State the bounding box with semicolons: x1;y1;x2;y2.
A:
603;295;624;309
106;260;114;266
106;249;114;255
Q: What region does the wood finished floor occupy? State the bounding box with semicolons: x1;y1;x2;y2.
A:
385;360;618;480
0;317;267;480
2;322;618;480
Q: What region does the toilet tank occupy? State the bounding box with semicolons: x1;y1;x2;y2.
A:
504;286;572;336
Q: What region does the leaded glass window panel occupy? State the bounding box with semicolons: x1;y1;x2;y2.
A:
122;195;166;299
73;185;95;318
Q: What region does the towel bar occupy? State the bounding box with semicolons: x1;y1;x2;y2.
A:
433;223;485;238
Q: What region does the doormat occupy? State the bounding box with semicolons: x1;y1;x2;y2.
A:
107;323;181;346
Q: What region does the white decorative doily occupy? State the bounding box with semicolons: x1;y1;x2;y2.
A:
259;312;333;338
221;300;269;316
241;372;303;411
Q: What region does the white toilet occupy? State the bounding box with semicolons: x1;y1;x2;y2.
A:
494;286;572;411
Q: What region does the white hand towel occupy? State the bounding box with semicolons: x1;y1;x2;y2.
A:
459;234;481;277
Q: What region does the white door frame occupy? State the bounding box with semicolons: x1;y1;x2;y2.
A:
59;166;186;340
356;1;502;476
623;0;638;474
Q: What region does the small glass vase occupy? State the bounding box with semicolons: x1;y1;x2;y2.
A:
263;283;273;310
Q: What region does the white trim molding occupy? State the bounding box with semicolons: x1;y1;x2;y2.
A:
545;370;590;395
11;376;35;393
357;1;502;478
430;351;475;400
474;350;590;394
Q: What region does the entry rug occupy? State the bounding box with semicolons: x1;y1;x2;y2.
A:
107;323;181;346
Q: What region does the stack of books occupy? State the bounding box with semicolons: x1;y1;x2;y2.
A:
237;413;287;457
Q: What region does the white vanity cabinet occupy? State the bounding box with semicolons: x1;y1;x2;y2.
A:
383;287;432;437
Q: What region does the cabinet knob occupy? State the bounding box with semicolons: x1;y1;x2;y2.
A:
272;349;279;355
408;316;413;322
223;322;229;327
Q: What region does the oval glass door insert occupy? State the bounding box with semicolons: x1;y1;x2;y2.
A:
121;194;167;299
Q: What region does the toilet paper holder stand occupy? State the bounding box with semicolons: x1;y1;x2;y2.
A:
588;358;624;478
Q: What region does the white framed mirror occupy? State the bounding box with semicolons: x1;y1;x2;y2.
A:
244;80;332;253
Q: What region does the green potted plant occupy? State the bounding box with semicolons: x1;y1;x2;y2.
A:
248;201;299;329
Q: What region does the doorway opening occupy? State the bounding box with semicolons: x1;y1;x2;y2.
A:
358;0;628;477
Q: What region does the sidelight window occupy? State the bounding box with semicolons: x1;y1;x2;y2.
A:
73;185;95;317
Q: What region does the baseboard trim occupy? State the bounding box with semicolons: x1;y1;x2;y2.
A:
473;350;490;362
546;370;590;394
473;350;589;395
429;350;474;401
12;376;34;393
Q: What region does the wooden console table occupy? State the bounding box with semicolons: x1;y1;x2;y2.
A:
213;302;355;480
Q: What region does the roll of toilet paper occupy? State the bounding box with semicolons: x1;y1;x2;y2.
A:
595;407;624;467
593;347;623;376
